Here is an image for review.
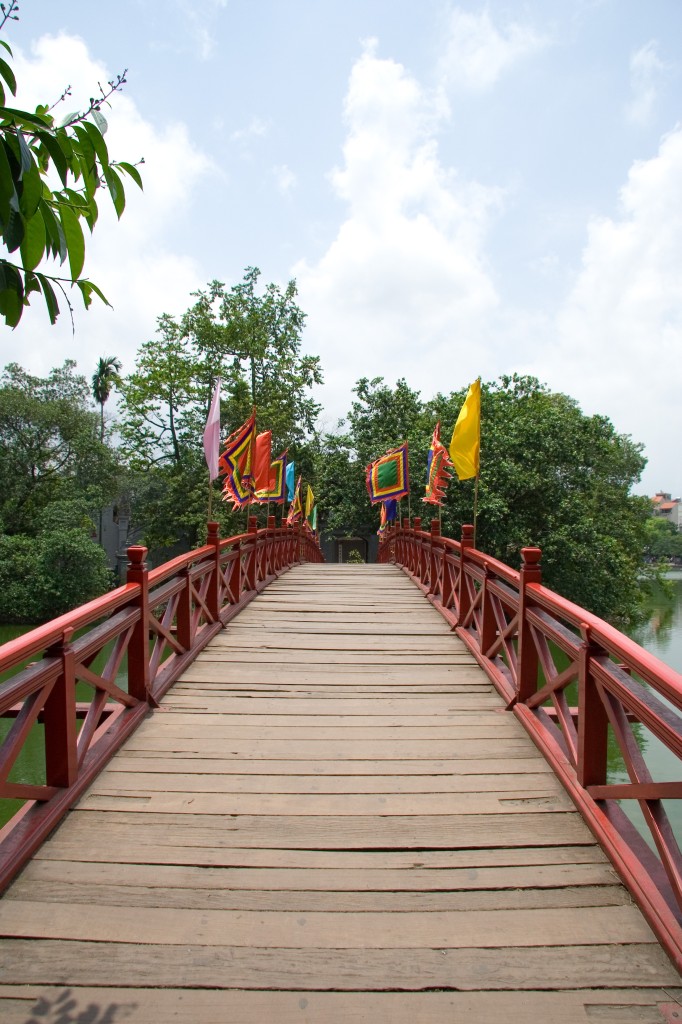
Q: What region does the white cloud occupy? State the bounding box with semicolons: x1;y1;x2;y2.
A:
273;164;296;195
438;8;548;94
294;44;503;422
627;41;668;126
531;126;682;495
5;33;212;379
230;116;270;144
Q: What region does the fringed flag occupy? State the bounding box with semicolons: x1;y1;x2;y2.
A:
366;443;409;505
285;460;296;501
253;431;272;493
423;422;454;505
305;484;315;520
219;411;256;508
377;498;398;535
286;474;302;525
255;450;287;505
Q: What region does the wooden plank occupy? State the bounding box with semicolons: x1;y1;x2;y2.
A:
106;755;556;775
116;737;536;759
0;940;676;990
2;987;681;1024
0;900;657;947
93;770;559;793
14;857;620;892
77;789;575;816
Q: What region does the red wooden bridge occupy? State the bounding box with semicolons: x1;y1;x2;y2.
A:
0;517;681;1022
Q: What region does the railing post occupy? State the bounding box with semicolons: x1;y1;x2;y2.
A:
267;515;276;576
245;515;258;590
428;519;440;596
516;547;542;703
207;521;221;621
413;517;422;580
43;627;77;787
479;561;496;654
577;624;609;788
126;545;150;702
177;566;192;651
458;524;474;622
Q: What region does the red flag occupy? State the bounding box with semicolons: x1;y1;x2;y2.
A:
254;431;272;493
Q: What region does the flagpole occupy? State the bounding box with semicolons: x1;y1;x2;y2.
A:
473;475;479;548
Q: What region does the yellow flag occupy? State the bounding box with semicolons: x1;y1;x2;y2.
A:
449;379;481;480
305;484;315;519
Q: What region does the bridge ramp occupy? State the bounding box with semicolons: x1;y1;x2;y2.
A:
0;564;679;1021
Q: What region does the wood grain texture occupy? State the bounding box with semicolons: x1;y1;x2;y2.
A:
0;562;674;1022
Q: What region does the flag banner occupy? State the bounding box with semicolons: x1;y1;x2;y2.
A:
449;379;481;481
286;474;302;525
253;430;272;493
255;450;287;504
423;422;454;505
305;484;315;520
202;377;221;482
377;498;398;536
311;505;318;532
366;443;409;504
219;411;256;508
286;460;296;501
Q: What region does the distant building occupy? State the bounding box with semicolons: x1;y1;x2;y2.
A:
651;492;682;530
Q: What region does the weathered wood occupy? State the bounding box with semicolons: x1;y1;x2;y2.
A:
0;561;671;1020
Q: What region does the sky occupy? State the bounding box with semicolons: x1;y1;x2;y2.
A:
3;0;682;498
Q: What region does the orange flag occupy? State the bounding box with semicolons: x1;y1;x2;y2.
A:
254;431;272;493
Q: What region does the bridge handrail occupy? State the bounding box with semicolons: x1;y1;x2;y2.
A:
0;517;323;894
379;517;682;971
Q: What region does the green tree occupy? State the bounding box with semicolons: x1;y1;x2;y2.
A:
117;269;322;555
91;355;122;442
0;360;119;535
0;2;143;327
324;373;652;627
644;518;682;561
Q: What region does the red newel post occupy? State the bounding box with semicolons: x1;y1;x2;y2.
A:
428;519;441;596
207;521;221;621
43;627;78;788
126;545;150;702
516;547;542;703
458;524;475;623
577;624;609;788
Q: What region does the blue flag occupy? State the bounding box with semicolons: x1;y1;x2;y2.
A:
286;460;295;501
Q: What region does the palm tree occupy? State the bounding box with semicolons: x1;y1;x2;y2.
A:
92;356;122;545
91;355;122;442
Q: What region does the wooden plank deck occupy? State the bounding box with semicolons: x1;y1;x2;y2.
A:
0;563;680;1022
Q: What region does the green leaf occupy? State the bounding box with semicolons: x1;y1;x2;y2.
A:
35;272;60;324
115;160;143;190
73;125;97;177
81;278;111;308
92;109;108;135
0;106;51;129
35;130;69;186
81;119;110;170
0;137;17;225
0;260;24;327
83;192;99;233
0;41;13;57
39;199;67;264
0;58;17;98
77;151;97;199
19;207;46;272
18;162;41;219
5;198;24;251
103;165;125;218
58;203;85;280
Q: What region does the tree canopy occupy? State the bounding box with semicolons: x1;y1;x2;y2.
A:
0;1;143;327
316;374;652;626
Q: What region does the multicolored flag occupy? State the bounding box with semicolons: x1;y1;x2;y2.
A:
449;379;481;481
255;450;287;504
202;377;221;482
377;498;398;535
423;422;454;505
219;411;256;508
286;474;302;525
285;460;296;501
366;443;409;505
305;484;315;520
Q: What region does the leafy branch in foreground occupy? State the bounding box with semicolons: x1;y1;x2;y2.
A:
0;7;143;328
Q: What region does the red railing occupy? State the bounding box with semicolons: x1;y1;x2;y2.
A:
0;517;323;892
379;517;682;971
